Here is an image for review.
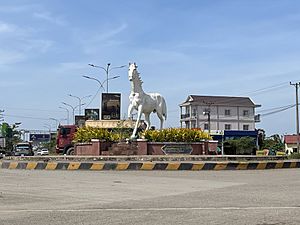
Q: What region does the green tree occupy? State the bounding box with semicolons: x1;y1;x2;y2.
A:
262;134;284;151
0;123;22;152
225;137;256;155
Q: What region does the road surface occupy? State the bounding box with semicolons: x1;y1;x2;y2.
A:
0;169;299;224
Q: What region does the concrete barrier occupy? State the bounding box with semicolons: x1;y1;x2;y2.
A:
1;160;299;170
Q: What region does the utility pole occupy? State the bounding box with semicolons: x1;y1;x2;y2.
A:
290;82;300;153
203;101;214;133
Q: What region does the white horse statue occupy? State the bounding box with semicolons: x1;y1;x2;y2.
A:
128;63;167;139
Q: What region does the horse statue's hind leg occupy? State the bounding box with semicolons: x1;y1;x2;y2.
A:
157;112;164;130
144;113;151;130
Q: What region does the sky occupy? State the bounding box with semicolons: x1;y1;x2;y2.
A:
1;0;300;136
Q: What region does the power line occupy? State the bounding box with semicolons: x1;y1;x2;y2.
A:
2;107;63;113
259;104;295;117
239;82;288;96
257;104;295;113
2;114;50;121
85;86;102;108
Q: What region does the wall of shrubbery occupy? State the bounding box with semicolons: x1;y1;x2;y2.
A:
73;127;212;143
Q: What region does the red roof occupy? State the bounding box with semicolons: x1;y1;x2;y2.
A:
284;135;300;144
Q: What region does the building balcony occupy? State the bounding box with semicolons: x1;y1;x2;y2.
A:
181;113;190;119
181;113;197;120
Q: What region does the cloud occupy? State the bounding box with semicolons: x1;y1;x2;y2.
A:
58;62;88;71
23;39;54;53
0;4;37;13
33;11;67;26
92;23;128;42
79;23;128;54
0;80;27;88
0;22;16;33
0;50;25;65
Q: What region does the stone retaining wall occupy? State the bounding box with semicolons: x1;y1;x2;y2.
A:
74;139;218;156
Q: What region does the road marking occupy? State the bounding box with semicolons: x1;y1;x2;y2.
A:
1;206;299;213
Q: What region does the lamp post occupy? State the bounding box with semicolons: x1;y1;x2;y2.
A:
82;75;120;110
43;124;52;133
49;118;59;128
203;110;211;134
82;75;120;92
68;94;92;115
59;106;70;124
61;102;85;124
88;63;125;93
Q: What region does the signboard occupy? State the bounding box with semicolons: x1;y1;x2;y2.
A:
29;133;51;142
75;115;85;127
161;144;193;155
85;109;100;121
0;137;6;148
101;93;121;120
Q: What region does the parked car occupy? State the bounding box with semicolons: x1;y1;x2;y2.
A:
36;148;49;156
13;142;34;156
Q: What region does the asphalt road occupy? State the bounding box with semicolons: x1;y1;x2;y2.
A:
0;169;299;225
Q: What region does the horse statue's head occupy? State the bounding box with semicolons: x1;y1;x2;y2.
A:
128;62;137;81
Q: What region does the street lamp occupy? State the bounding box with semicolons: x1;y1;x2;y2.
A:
43;124;52;132
88;63;125;93
49;118;59;128
59;106;70;124
68;94;92;115
203;110;211;134
61;102;85;124
82;75;120;92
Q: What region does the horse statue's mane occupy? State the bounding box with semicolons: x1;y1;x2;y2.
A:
128;62;167;139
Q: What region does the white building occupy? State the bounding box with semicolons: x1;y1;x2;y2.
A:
179;95;261;131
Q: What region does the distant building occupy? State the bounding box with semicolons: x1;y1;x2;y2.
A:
179;95;261;131
284;135;300;154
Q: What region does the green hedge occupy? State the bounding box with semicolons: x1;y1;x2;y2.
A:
288;153;300;159
142;128;211;142
74;127;212;143
74;126;120;143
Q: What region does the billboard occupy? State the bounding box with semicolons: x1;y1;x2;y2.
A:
29;133;51;142
101;93;121;120
75;115;85;127
85;109;100;121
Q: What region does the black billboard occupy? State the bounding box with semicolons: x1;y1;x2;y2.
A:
75;115;85;127
85;109;100;121
101;93;121;120
29;133;51;142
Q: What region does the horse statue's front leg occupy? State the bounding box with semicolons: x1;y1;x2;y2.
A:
131;104;143;139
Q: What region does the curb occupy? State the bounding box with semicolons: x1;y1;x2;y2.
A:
1;160;300;170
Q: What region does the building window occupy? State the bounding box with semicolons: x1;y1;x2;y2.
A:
225;124;231;130
191;122;196;128
243;110;249;116
243;125;249;130
204;124;209;130
225;109;231;116
192;108;197;117
203;108;210;114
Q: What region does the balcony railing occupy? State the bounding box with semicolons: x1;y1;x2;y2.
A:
181;113;197;119
181;114;190;119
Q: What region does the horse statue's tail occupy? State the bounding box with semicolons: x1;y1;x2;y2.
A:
161;96;167;120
